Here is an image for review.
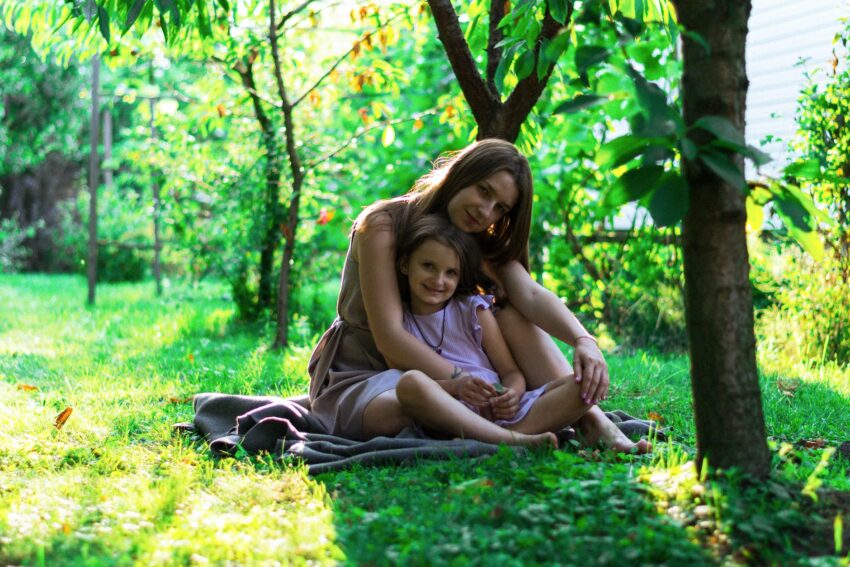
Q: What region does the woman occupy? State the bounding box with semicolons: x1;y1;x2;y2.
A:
308;139;646;452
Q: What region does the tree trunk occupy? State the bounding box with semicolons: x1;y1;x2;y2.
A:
103;109;113;189
673;0;770;478
86;56;100;305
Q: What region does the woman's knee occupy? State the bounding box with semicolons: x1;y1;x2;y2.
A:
396;370;431;407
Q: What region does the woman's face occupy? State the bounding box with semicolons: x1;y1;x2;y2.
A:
446;170;520;233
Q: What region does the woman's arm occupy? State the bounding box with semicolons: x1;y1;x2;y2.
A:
355;213;459;380
496;260;609;404
477;305;525;419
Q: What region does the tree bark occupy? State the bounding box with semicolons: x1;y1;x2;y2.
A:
103;109;113;189
87;56;100;305
672;0;770;478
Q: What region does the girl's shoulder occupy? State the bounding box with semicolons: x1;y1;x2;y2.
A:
452;294;494;316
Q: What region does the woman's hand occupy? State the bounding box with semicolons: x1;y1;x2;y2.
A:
489;387;520;421
573;338;609;405
457;374;497;407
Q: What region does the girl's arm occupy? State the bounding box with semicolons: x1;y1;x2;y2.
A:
496;260;609;404
355;212;462;381
477;305;525;420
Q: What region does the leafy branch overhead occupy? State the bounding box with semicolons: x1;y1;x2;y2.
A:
550;3;829;257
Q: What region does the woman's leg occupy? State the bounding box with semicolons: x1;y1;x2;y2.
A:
395;371;556;447
496;306;650;454
361;389;414;438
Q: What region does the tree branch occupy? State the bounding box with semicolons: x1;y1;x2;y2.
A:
485;0;505;94
427;0;499;126
305;110;439;173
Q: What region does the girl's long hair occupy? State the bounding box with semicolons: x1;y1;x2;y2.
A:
355;138;534;269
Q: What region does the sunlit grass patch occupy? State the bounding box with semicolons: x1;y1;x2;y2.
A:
0;273;847;565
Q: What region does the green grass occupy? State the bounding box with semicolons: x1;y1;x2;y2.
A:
0;274;848;565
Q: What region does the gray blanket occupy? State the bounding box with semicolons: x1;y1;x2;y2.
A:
178;393;514;475
178;393;664;475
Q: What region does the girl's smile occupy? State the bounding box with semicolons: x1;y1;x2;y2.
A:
401;239;462;315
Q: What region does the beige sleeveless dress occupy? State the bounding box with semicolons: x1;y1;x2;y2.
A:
307;236;404;440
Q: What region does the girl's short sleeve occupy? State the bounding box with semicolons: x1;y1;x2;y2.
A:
462;294;495;347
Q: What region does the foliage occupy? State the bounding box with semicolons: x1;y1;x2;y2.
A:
0;28;88;177
0;217;38;272
1;274;848;565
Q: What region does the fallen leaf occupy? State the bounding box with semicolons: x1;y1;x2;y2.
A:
17;383;39;392
777;379;798;397
799;438;827;449
54;407;73;430
647;411;665;424
187;353;195;363
168;396;193;404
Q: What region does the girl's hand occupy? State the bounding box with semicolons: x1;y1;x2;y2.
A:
490;387;520;420
573;339;609;405
457;374;497;407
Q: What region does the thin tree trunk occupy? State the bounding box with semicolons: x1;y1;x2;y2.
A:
87;56;100;305
103;109;113;189
672;0;770;478
149;63;162;296
268;0;306;349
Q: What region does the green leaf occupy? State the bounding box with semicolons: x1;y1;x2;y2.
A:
494;42;522;93
514;47;536;81
680;137;697;160
603;164;664;208
124;0;147;32
774;193;813;232
216;0;230;14
649;171;689;227
195;0;211;37
96;3;110;43
553;94;607;114
692;116;744;146
744;144;772;167
784;158;822;180
698;149;746;192
549;0;570;24
596;135;668;169
381;124;395;147
575;45;610;75
745;195;764;232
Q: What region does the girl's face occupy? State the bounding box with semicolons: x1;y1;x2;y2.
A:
401;238;461;314
446;170;520;233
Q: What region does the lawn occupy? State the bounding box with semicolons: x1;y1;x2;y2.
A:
0;274;848;565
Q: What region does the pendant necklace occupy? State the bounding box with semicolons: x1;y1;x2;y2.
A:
409;306;447;354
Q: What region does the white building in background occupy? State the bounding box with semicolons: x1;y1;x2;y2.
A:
746;0;848;174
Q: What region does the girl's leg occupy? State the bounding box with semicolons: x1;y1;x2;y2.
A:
362;390;414;438
496;305;651;454
395;370;556;447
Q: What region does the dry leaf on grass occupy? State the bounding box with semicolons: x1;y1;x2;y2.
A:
54;407;73;430
647;411;665;424
16;383;39;392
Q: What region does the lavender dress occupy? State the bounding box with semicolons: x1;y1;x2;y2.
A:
402;295;547;426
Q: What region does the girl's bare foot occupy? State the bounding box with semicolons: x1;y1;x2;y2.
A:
509;431;558;448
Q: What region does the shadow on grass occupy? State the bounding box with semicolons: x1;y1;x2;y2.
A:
317;447;712;566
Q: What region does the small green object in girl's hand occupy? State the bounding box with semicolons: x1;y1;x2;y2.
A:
493;383;505;393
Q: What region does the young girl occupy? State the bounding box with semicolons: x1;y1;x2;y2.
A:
394;215;651;451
